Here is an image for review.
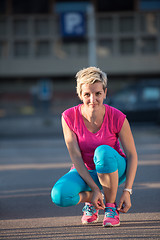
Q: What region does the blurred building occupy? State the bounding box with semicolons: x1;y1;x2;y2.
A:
0;0;160;116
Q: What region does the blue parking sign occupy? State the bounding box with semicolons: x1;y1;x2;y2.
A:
61;12;86;37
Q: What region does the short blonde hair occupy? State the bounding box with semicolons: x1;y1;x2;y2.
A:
76;66;107;99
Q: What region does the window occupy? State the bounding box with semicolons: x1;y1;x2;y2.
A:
14;41;29;57
35;19;50;36
13;20;28;36
0;19;6;36
120;39;135;54
54;40;86;58
119;16;134;33
77;42;87;56
0;41;8;57
97;17;113;34
140;13;158;34
111;88;137;110
36;41;50;57
62;42;73;56
113;90;137;104
142;87;160;101
141;38;157;54
97;39;113;56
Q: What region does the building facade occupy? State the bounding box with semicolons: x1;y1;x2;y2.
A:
0;0;160;77
0;0;160;116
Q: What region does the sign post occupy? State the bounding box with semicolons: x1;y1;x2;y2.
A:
87;4;97;67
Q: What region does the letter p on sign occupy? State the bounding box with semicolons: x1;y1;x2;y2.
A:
61;12;85;37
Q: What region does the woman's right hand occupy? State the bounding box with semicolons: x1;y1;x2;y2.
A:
91;189;105;210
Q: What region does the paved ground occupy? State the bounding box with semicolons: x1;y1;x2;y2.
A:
0;124;160;239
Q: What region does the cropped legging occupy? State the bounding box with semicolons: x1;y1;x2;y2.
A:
51;145;127;207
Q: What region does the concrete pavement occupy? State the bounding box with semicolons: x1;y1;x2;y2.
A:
0;124;160;239
0;114;62;139
0;213;159;239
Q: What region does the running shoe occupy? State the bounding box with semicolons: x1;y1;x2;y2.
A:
81;203;99;224
103;203;120;227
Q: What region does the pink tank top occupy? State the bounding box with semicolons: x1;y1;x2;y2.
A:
62;104;126;170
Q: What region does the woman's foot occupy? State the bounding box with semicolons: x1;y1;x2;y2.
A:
103;203;120;227
81;203;99;224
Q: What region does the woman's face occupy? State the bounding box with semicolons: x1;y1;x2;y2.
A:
80;82;107;111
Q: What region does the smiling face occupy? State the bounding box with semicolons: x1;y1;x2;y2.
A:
80;81;107;111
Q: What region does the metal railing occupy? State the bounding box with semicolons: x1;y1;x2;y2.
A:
0;11;160;76
0;12;159;58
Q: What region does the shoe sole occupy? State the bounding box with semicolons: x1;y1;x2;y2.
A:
82;217;99;225
103;222;120;227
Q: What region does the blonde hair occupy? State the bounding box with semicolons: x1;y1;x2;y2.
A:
76;66;107;99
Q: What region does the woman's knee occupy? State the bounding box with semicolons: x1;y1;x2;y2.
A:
51;181;80;207
51;170;84;207
94;145;118;174
51;183;65;207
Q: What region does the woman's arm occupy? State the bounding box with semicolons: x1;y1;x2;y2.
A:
117;118;138;213
62;116;104;209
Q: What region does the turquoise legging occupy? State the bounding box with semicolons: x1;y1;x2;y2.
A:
51;145;127;207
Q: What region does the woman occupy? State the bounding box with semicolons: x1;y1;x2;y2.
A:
51;67;138;227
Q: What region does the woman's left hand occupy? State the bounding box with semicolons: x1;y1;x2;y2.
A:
117;191;132;213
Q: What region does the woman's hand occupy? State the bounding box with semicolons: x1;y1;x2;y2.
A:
117;191;131;213
91;189;105;210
